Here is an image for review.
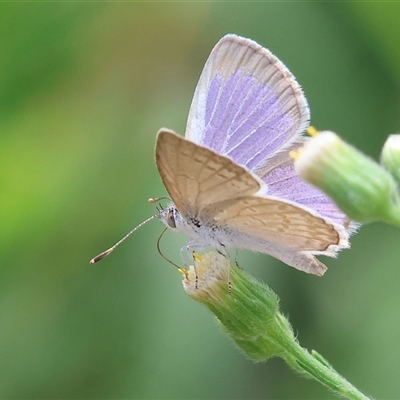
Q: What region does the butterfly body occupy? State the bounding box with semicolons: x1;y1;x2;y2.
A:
158;204;226;249
155;34;354;276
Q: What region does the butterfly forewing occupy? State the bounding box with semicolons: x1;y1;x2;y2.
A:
185;34;309;170
155;129;262;215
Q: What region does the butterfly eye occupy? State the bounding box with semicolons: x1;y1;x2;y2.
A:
166;209;176;228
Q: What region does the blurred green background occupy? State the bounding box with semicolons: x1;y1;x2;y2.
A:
1;3;400;399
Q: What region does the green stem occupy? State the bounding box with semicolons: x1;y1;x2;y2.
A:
271;314;370;400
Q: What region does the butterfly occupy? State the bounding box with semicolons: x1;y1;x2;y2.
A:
154;34;353;276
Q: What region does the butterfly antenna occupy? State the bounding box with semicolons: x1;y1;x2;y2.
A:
157;227;187;276
90;214;157;264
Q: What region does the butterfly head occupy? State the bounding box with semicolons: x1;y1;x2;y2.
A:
157;204;180;230
156;203;199;239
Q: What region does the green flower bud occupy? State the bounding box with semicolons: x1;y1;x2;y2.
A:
381;134;400;185
294;130;400;226
183;252;282;361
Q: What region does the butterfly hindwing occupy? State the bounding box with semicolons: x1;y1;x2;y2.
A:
203;195;346;253
254;140;353;230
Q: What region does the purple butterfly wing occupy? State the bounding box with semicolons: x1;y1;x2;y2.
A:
254;141;354;230
185;34;353;232
185;34;309;170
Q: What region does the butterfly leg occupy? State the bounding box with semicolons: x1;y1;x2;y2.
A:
180;241;206;265
180;241;209;289
231;248;242;270
216;243;232;293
